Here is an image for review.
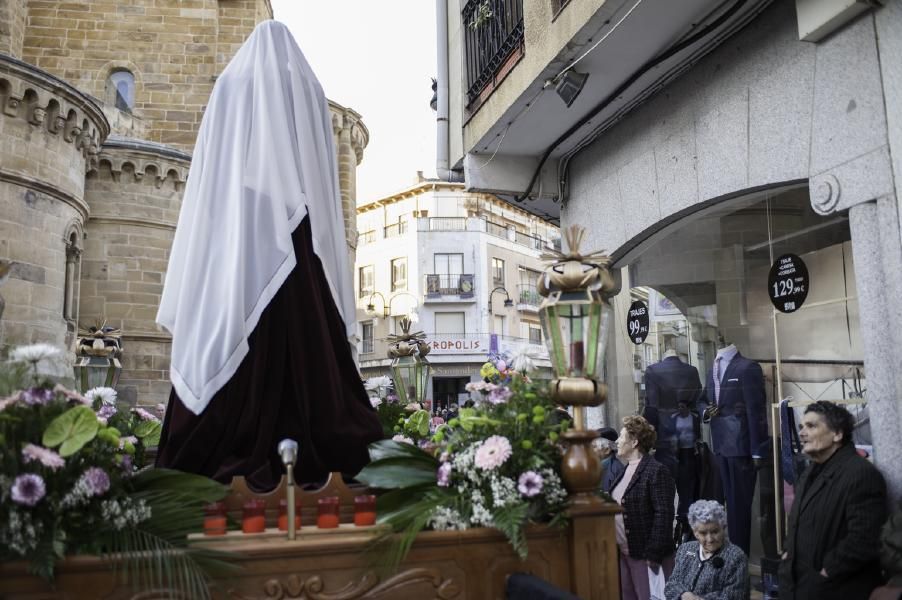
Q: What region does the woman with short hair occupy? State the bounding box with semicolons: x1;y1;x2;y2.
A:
664;499;749;600
604;415;676;600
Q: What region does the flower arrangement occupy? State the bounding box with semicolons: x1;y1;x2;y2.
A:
358;351;577;566
0;344;231;596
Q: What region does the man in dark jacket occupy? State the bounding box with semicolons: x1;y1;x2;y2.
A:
779;401;888;600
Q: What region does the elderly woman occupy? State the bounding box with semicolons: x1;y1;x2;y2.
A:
665;500;749;600
603;415;676;600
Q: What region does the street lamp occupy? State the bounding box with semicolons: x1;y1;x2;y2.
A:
366;291;419;321
537;226;616;504
487;286;513;314
387;317;431;407
72;321;123;393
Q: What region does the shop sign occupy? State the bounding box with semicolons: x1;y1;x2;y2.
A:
429;337;484;354
627;300;650;345
768;254;809;313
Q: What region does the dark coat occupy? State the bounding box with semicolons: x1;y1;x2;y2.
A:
779;443;888;600
604;454;676;563
698;352;768;458
644;356;703;452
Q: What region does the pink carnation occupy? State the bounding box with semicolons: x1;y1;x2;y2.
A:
474;435;512;470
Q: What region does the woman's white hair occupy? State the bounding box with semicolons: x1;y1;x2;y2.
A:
687;499;728;530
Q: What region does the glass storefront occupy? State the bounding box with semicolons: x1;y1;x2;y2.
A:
601;182;868;567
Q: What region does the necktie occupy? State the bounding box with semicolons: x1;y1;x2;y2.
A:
713;356;723;405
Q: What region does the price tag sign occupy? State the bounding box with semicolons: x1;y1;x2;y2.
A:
768;254;809;313
627;300;650;344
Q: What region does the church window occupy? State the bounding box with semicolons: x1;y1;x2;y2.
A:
107;70;135;112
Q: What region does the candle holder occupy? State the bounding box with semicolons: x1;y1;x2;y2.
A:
278;438;299;540
353;494;377;526
203;501;227;536
316;496;340;529
241;498;266;534
278;498;301;532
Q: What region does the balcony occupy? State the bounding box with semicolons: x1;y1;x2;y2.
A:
357;230;376;246
517;284;541;311
384;221;408;238
515;231;544;251
485;219;509;239
425;274;476;300
427;217;468;231
462;0;525;106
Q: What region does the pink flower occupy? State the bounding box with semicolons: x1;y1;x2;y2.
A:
437;463;452;487
474;436;512;470
21;444;65;471
11;473;46;506
487;387;512;405
518;471;544;497
132;407;160;422
54;384;89;405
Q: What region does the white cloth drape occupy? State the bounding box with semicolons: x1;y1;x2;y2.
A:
157;20;355;416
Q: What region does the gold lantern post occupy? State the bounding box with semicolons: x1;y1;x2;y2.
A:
538;226;617;505
73;320;123;393
386;317;432;409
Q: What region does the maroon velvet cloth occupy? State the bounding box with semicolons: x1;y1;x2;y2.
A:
155;216;382;489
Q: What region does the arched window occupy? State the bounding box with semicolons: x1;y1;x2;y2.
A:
106;70;135;112
63;229;82;331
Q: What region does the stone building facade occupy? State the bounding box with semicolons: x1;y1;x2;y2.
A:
0;0;369;407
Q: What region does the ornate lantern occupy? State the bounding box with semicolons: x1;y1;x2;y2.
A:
538;226;617;503
387;317;431;407
73;321;123;393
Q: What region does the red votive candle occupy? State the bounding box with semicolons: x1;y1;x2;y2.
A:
203;501;227;536
317;497;340;529
241;499;266;534
354;494;377;527
278;497;301;532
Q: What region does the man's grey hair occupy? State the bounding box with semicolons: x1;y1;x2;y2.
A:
687;499;728;530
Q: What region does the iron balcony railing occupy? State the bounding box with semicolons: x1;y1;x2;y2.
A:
384;221;408;238
485;219;509;239
517;284;541;308
425;273;476;297
515;230;544;250
428;217;468;231
462;0;524;104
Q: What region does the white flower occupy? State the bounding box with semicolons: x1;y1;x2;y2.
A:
370;396;383;408
364;376;393;392
391;434;414;445
85;386;117;406
510;348;540;373
9;343;62;364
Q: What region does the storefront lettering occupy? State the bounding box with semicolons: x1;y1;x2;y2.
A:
430;339;482;351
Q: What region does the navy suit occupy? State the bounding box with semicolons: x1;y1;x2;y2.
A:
698;351;767;555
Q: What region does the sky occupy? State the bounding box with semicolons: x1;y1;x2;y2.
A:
270;1;439;204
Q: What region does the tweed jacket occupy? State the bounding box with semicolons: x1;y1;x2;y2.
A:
664;541;749;600
605;454;675;563
778;443;887;600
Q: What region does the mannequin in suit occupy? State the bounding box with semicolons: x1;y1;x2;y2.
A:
698;337;767;555
643;348;703;525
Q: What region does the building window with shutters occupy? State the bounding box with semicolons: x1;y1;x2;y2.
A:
361;321;374;354
492;257;505;285
359;265;374;298
391;257;407;291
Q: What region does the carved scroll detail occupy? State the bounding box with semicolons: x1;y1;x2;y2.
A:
229;568;460;600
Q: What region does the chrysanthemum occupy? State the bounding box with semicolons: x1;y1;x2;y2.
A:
9;343;61;364
132;407;160;422
97;404;117;420
85;387;118;407
21;387;53;406
517;471;544;497
487;387;512;405
53;384;89;405
11;473;46;506
437;463;452;487
21;444;65;471
364;375;393;391
81;467;110;497
391;434;414;445
370;397;383;408
474;435;512;470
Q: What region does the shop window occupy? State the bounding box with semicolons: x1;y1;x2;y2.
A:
361;321;374;354
106;70;135;112
358;265;374;298
605;181;863;568
391;257;407;291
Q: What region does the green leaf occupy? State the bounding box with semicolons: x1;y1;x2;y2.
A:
134;420;162;447
42;405;99;457
357;457;439;490
368;439;438;464
404;409;430;437
492;502;530;559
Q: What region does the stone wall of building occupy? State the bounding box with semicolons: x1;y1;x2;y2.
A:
0;0;28;58
0;55;108;349
20;0;272;151
81;138;188;407
329;101;370;263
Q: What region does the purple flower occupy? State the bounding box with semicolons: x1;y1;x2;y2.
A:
120;454;134;475
386;394;399;404
22;387;54;406
21;444;65;471
11;473;46;506
81;467;110;496
487;387;512;405
518;471;544;497
97;404;117;420
474;436;513;470
437;463;452;487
